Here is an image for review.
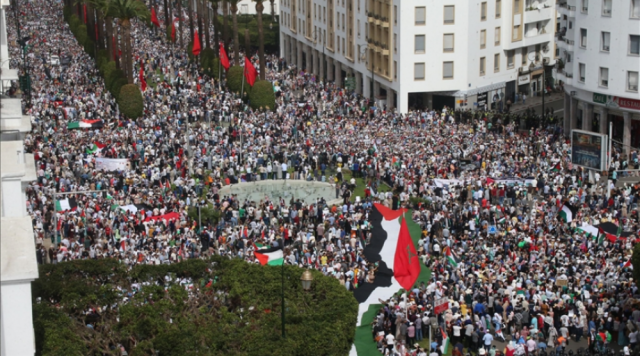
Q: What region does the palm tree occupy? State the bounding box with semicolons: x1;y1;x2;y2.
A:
209;0;220;50
87;0;116;61
187;0;194;43
228;0;240;65
222;0;229;48
253;0;265;80
163;0;170;29
202;0;210;48
177;0;184;48
105;0;150;83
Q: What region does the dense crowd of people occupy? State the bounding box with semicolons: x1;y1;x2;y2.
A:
6;1;640;355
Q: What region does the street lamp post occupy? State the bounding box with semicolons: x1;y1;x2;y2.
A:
281;267;314;338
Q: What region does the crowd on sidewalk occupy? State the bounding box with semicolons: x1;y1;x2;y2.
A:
6;0;640;355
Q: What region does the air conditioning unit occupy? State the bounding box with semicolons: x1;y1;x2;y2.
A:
602;80;608;86
603;9;611;14
603;45;610;51
582;7;588;11
631;85;639;91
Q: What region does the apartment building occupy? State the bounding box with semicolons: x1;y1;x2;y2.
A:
557;0;640;156
279;0;558;113
1;0;39;355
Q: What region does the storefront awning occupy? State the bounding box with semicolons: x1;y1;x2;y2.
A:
449;82;507;98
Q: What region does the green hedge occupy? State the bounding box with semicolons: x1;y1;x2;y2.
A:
200;48;220;78
248;80;276;110
33;257;357;356
226;65;248;95
110;77;128;98
118;84;144;118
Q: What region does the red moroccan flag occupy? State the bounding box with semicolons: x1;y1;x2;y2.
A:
192;30;201;56
139;62;147;92
151;8;160;27
83;5;87;23
171;21;176;42
393;218;421;291
243;56;258;87
219;42;230;70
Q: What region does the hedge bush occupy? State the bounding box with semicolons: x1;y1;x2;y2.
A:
110;77;128;98
248;80;276;110
226;65;248;95
118;84;144;118
32;257;357;356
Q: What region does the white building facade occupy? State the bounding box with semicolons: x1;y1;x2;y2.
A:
279;0;559;113
556;0;640;156
1;0;39;355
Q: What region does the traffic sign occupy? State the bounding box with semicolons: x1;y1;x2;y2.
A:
488;225;497;234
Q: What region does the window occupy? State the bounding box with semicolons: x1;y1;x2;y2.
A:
602;0;612;16
480;30;486;49
414;63;425;80
444;5;455;24
481;2;487;20
632;0;640;18
507;50;514;68
599;67;609;87
521;48;527;64
495;27;501;45
514;0;521;14
444;34;454;52
394;34;397;53
241;4;248;13
415;6;426;25
581;0;589;12
394;61;397;79
512;25;520;40
494;53;500;72
601;31;610;52
415;35;426;53
630;35;640;55
496;0;502;18
580;28;588;48
443;61;454;79
629;71;639;91
480;57;486;75
394;5;398;24
579;63;586;82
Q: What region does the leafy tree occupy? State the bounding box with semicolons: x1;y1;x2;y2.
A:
248;80;276;110
226;65;248;95
118;84;144;118
33;258;357;356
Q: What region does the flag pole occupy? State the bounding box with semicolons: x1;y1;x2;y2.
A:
241;63;245;106
281;255;286;338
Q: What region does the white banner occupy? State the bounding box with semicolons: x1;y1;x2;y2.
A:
433;179;463;188
95;158;129;172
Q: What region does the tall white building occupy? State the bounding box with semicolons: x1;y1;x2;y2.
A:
279;0;559;113
556;0;640;156
1;0;39;355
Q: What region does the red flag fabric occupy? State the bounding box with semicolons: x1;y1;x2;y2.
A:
171;21;176;42
139;62;147;92
151;8;160;27
219;42;230;70
393;218;421;291
83;5;87;23
192;30;201;56
244;56;258;87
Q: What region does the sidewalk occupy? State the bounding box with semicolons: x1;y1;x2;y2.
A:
509;92;564;113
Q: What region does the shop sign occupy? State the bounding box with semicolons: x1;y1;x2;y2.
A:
518;74;530;85
593;92;607;104
593;93;640;111
477;92;488;107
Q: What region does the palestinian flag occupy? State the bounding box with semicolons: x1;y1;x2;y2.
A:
558;203;578;223
623;258;633;269
443;246;460;268
67;119;104;130
551;162;561;172
86;142;106;154
576;223;599;239
440;329;451;355
353;203;419;325
597;222;631;243
254;246;284;266
55;197;78;212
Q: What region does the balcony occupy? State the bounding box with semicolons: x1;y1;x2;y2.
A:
524;6;554;23
557;2;576;17
556;35;575;51
557;69;574;85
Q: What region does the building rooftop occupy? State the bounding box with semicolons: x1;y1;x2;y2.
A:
0;98;31;134
0;68;19;81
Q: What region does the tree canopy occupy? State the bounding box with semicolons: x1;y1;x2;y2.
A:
33;257;357;356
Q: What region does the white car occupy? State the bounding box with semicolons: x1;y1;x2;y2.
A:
49;55;60;66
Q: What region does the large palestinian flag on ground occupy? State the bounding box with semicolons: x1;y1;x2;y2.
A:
350;203;429;355
67;119;104;129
